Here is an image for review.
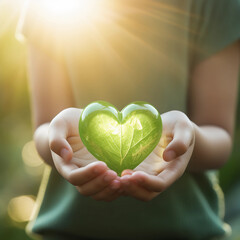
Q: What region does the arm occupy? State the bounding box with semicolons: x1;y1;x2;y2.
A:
28;44;121;201
28;44;74;166
121;41;240;201
188;41;239;171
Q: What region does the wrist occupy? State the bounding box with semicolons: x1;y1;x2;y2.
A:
187;123;232;172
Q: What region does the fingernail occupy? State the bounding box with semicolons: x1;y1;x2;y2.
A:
164;150;176;161
60;148;69;160
93;164;105;174
121;169;134;176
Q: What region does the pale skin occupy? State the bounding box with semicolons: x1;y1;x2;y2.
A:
30;41;239;202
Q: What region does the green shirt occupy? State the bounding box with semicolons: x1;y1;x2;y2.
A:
17;0;240;239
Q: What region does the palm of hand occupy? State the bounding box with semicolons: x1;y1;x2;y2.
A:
67;134;171;175
134;135;172;175
61;108;172;176
64;112;187;184
67;136;98;168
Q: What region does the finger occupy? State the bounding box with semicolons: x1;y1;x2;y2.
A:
67;161;108;186
49;120;73;161
156;160;186;189
76;170;118;196
163;122;194;161
121;169;134;176
51;151;79;177
121;175;154;202
130;171;164;192
132;159;185;192
48;108;82;161
91;180;121;201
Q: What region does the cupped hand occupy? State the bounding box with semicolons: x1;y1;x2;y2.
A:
120;110;195;201
48;108;121;202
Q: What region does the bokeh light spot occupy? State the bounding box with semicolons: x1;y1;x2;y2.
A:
22;141;43;168
7;195;35;222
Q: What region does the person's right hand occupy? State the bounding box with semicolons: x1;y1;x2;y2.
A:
48;108;121;202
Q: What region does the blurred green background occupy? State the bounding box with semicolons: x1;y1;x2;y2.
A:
0;1;44;239
0;1;239;240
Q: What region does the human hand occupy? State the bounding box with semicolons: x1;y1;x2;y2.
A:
49;108;121;202
120;111;195;201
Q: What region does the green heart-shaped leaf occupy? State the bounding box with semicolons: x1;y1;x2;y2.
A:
79;101;162;176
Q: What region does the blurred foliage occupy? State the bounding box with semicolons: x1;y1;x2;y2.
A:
0;1;239;240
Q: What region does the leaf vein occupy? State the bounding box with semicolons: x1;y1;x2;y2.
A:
121;127;135;165
99;115;120;154
131;128;156;149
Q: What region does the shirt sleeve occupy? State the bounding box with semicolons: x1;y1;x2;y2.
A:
16;0;67;62
189;0;240;68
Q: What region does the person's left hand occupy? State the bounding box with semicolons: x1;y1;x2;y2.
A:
120;111;195;201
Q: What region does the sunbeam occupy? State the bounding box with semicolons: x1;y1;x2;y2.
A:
0;0;25;37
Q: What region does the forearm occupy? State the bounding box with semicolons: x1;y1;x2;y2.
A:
34;123;55;167
188;123;232;172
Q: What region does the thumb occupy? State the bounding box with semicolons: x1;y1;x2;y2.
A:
49;119;73;162
163;123;194;162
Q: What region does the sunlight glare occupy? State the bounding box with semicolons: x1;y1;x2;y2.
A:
41;0;106;24
42;0;78;18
